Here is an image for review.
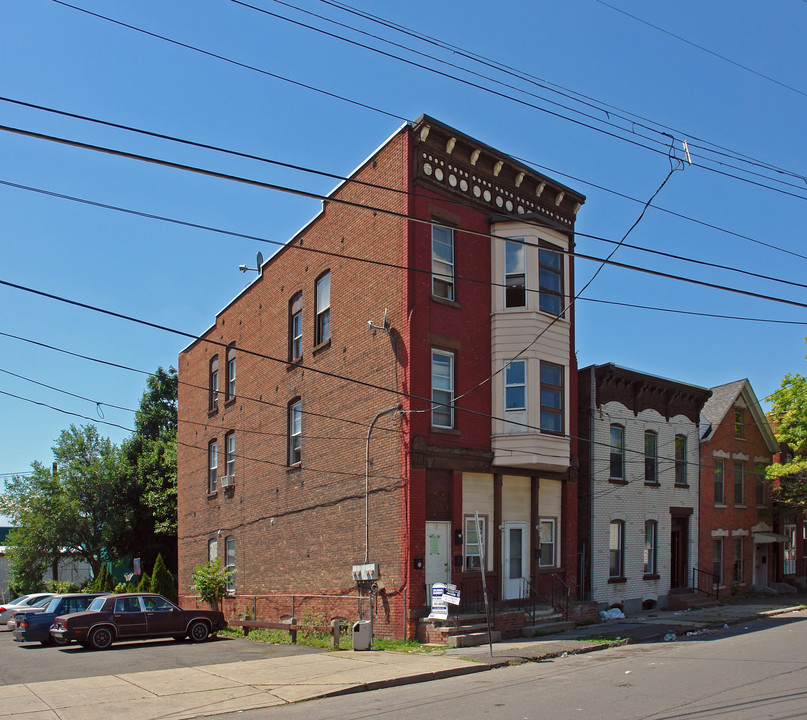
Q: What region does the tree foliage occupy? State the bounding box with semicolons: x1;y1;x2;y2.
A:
149;553;177;602
190;559;232;612
0;425;132;583
766;351;807;508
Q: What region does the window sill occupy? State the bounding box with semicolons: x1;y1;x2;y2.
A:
674;483;689;488
206;492;217;499
643;573;660;581
208;408;219;418
540;429;565;437
734;504;746;508
644;481;660;487
537;566;561;574
714;503;727;508
312;339;331;355
430;295;461;310
286;357;303;371
607;577;627;584
431;426;461;436
287;463;301;471
608;478;628;485
224;397;236;408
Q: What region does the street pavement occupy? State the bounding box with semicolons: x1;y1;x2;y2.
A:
1;594;804;719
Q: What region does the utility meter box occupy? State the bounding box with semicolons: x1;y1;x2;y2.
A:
352;620;372;651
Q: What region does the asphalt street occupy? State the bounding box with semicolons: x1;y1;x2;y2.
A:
0;627;322;685
224;612;807;720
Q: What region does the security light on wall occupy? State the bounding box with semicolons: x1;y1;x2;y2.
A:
239;251;264;273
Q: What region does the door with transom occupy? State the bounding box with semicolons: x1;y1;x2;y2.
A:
503;521;528;599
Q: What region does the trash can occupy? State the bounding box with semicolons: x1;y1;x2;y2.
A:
352;620;372;651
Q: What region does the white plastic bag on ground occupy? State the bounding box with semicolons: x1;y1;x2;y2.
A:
600;608;625;620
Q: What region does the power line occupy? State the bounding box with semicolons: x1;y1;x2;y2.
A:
317;0;806;185
4;93;805;264
1;125;803;307
232;0;807;198
594;0;807;99
49;0;807;200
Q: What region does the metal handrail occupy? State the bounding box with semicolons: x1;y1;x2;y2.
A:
692;567;720;601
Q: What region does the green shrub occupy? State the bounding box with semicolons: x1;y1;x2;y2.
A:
190;559;232;612
149;554;177;602
135;572;150;592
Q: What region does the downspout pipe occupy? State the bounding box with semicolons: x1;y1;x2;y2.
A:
365;403;403;564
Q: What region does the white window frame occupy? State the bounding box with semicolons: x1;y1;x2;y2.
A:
431;349;454;429
610;425;625;480
288;399;302;466
226;345;236;400
208;440;218;493
225;536;235;593
538;518;556;568
644;431;658;484
208;538;218;563
225;432;235;477
315;271;331;346
464;515;486;570
644;520;657;575
609;521;625;578
504;240;526;308
504;360;526;412
431;224;455;300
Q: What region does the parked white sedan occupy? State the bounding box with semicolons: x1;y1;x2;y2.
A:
0;594;56;627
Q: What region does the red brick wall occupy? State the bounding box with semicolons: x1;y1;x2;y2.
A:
178;128;411;638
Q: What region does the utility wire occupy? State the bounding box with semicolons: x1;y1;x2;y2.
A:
4;93;806;263
318;0;805;184
49;0;807;200
0;125;803;307
595;0;807;100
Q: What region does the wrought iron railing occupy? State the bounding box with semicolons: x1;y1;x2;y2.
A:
525;573;570;621
692;567;720;600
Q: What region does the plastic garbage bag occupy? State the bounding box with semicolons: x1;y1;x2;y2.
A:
600;608;625;620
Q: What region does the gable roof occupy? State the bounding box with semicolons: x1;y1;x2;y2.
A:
699;379;778;452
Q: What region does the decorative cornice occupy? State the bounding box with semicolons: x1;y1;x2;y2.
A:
413;117;584;229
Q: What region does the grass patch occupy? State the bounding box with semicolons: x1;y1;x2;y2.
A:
572;634;622;644
371;637;442;653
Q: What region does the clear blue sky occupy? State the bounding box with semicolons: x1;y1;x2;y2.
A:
2;0;805;523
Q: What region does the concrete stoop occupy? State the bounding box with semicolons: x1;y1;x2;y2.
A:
522;619;575;637
667;591;719;611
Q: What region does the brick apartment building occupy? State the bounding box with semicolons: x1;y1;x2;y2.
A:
577;364;711;613
698;379;781;593
176;115;585;638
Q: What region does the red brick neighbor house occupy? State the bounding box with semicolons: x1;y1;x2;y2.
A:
176;116;587;639
698;380;781;595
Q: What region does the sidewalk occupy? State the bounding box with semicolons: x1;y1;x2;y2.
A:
1;595;804;720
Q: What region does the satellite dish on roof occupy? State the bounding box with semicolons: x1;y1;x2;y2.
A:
256;251;264;269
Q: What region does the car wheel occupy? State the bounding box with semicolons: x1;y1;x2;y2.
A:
188;620;210;643
88;626;114;650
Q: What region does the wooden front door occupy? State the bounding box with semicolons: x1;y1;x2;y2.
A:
670;517;688;589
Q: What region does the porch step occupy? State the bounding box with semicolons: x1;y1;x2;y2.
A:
667;592;719;611
446;630;502;648
439;622;489;636
522;619;574;637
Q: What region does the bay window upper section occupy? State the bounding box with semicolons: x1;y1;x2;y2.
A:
490;221;572;472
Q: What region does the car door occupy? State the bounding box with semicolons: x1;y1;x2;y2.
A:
113;596;148;637
142;595;185;635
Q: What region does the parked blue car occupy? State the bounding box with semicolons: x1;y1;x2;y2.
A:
12;594;109;645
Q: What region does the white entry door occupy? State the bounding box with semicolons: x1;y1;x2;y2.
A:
425;521;451;605
503;521;528;599
754;543;769;586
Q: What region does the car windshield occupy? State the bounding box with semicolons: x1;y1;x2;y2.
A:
32;596;52;607
87;596;106;611
9;595;30;605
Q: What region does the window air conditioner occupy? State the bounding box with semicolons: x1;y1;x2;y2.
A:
220;475;235;488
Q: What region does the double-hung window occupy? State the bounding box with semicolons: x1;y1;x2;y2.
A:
431;350;454;429
609;521;625;578
644;520;657;575
225;344;236;401
464;515;486;570
540;362;563;433
207;538;217;563
734;408;745;438
644;431;658;484
610;425;625;480
289;292;303;360
209;356;219;412
714;458;725;504
504;240;526;308
539;519;556;567
713;538;723;587
733;537;743;583
315;272;330;346
504;360;526;412
225;536;235;593
225;432;235;478
208;440;218;493
431;224;455;300
539;245;563;315
675;435;687;485
734;462;744;505
288;399;302;466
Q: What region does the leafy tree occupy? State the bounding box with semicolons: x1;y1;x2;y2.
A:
135;572;151;592
0;425;133;582
149;553;177;602
767;352;807;508
121;366;178;572
190;559;232;612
